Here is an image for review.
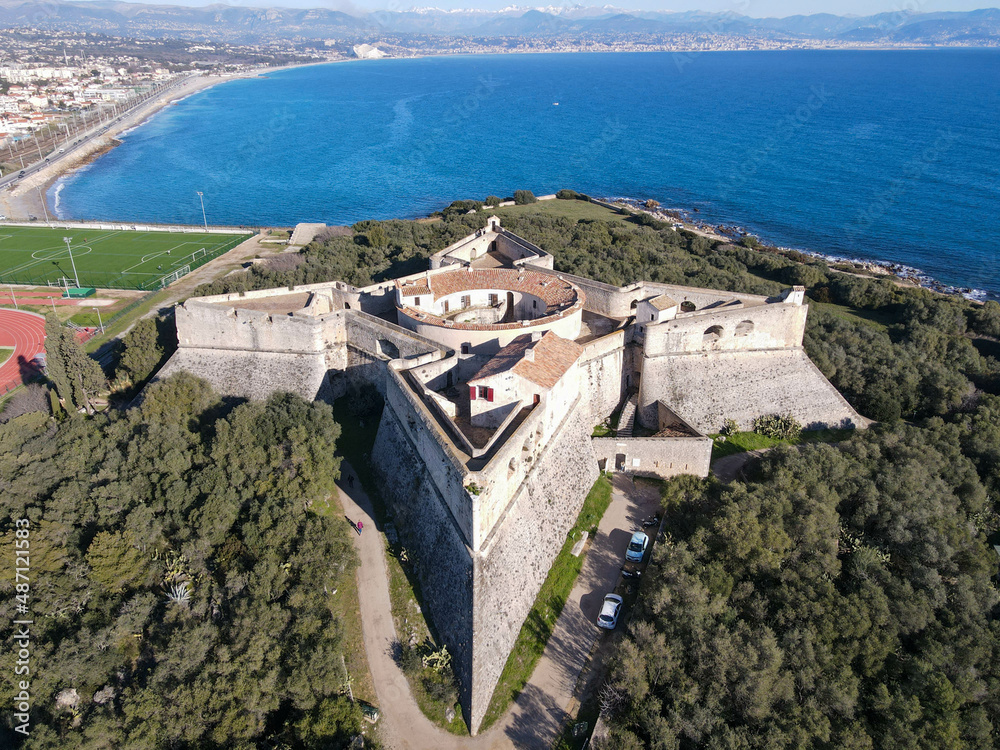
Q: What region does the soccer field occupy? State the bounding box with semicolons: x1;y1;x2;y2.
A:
0;226;252;290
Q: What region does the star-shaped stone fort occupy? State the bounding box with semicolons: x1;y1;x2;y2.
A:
161;217;866;732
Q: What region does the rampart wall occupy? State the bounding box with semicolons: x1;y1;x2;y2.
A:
529;267;770;320
470;398;599;733
176;300;330;353
578;329;627;421
468;401;548;546
639;348;868;433
369;401;475;724
157;348;329;401
382;366;473;544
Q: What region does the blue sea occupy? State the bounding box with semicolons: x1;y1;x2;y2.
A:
53;50;1000;296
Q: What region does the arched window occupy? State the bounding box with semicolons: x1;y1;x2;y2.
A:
630;299;639;310
681;301;696;312
735;320;754;337
703;325;723;343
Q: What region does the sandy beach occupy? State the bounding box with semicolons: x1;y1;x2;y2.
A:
0;61;337;222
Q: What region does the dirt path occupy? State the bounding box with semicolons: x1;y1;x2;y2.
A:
336;464;662;749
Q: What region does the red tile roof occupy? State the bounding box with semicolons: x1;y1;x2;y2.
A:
469;332;582;389
397;268;579;308
396;268;584;330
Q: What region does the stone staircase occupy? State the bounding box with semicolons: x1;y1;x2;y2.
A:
617;394;638;438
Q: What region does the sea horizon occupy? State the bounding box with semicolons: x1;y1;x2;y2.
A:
51;49;1000;298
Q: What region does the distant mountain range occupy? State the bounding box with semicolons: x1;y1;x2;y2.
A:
0;0;998;45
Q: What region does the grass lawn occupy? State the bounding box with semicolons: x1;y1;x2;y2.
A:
0;225;251;290
490;198;630;224
711;428;857;460
0;347;12;366
810;300;895;332
479;474;614;732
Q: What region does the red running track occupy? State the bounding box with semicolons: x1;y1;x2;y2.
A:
0;309;46;395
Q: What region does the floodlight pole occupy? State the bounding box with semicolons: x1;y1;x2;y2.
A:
36;186;49;224
92;306;104;334
64;236;80;288
8;284;17;310
197;191;207;230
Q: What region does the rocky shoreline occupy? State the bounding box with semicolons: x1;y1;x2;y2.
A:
608;196;992;304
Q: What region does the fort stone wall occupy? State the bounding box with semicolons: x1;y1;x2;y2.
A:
157;348;329;401
578;330;626;422
638;348;868;433
641;302;807;357
176;300;327;353
470;397;599;734
381;366;473;544
370;401;475;723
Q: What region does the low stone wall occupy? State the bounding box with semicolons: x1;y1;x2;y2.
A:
592;435;712;479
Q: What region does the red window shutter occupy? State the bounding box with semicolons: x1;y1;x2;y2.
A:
469;385;477;400
487;387;494;402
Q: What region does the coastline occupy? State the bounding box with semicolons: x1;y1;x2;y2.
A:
20;54;991;305
1;59;343;223
609;196;991;303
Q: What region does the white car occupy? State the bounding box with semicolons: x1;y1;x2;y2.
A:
597;593;623;630
625;531;649;562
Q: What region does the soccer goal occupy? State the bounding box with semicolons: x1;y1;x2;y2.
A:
158;264;190;288
190;247;207;262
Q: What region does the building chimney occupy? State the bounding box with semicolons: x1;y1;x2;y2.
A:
524;347;534;362
531;331;543;342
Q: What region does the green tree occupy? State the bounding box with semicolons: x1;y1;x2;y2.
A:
44;314;106;413
513;189;537;205
117;317;164;385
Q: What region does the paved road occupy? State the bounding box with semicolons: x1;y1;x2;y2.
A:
500;474;662;748
0;79;185;193
336;463;662;749
0;308;45;394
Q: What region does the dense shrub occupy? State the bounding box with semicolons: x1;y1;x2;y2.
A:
0;374;359;747
599;414;1000;750
751;412;802;439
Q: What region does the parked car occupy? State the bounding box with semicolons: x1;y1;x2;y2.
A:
625;531;649;562
597;593;623;630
